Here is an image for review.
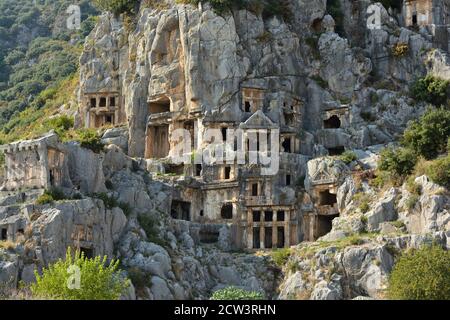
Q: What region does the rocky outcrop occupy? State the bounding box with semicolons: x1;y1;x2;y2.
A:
278;232;447;300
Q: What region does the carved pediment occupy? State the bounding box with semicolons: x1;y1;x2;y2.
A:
240;110;278;129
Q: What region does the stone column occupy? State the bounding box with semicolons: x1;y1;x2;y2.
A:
260;213;265;249
247;210;253;249
272;211;277;248
284;210;290;248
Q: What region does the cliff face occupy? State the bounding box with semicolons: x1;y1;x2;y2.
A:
1;0;449;300
79;0;443;156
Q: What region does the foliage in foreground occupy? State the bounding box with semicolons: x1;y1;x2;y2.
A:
411;75;449;107
388;245;450;300
31;247;128;300
402;108;450;160
211;286;265;300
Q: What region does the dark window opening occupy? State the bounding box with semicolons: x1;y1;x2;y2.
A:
319;190;337;206
264;227;273;249
149;98;170;114
221;203;233;220
99;97;107;107
105;115;113;124
317;214;339;239
80;247;94;259
277;211;285;222
221;128;227;142
200;230;219;243
195;164;202;177
165;164;184;175
412;13;418;26
199;210;204;217
49;169;55;186
110;97;116;107
282;138;292;153
253;211;261;222
171;201;191;221
17;228;24;234
286;175;291;186
328;146;345;156
253;227;260;249
224;166;231;180
285;113;294;126
277;227;285;248
90;98;96;108
311;18;322;32
323;115;341;129
252;183;258;196
1;228;7;240
264;211;273;222
245;101;251;112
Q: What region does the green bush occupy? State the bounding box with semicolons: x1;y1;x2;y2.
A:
31;247;129;300
137;214;164;245
353;192;371;213
93;0;136;15
211;286;264;300
339;151;357;164
44;115;74;137
426;155;450;189
36;188;67;205
36;193;55;205
270;248;291;267
177;0;291;20
388;245;450;300
94;193;119;209
75;129;104;153
378;147;418;177
127;267;148;290
411;75;449;107
403;108;450;160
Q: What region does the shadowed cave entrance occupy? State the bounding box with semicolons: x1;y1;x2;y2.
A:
316;214;339;239
171;200;191;221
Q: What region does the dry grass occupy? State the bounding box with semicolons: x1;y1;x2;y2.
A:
0;241;16;250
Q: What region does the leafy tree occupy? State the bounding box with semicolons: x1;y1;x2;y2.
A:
411;75;450;107
211;286;265;300
31;247;129;300
426;155;450;189
378;147;418;177
402;108;450;160
75;129;104;153
388;245;450;300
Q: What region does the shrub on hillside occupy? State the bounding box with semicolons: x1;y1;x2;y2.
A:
31;247;129;300
388;245;450;300
36;188;67;205
271;248;291;267
378;147;418;177
402;108;450;160
411;75;449;107
75;129;104;153
44;115;74;137
177;0;291;19
93;0;136;15
339;151;357;164
211;286;264;300
426;155;450;189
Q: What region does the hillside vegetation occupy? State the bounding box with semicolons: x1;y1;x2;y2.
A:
0;0;98;143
